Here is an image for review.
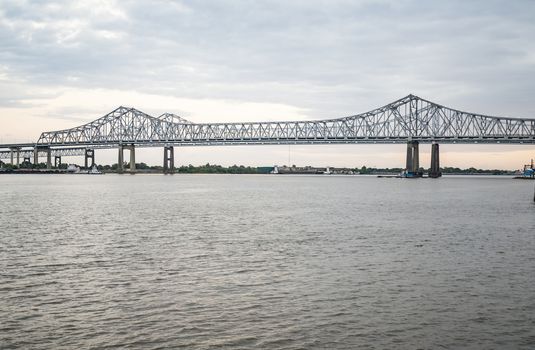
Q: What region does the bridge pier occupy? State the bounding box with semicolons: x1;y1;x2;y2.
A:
163;146;174;174
118;144;136;173
429;143;442;178
85;148;95;169
33;147;39;167
46;148;52;170
406;142;413;172
118;145;124;173
55;156;62;168
130;145;136;172
405;141;422;177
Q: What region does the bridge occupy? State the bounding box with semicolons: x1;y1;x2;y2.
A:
1;94;534;176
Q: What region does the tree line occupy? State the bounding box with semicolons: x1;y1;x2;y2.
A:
0;161;517;175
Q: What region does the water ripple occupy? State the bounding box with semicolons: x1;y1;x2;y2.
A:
1;175;534;349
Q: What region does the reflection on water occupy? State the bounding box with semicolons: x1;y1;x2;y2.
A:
1;174;534;349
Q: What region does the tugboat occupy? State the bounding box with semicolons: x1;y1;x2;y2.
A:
399;168;424;178
513;159;534;179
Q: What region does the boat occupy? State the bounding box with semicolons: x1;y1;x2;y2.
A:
399;169;423;178
513;159;535;179
67;164;103;174
67;164;80;173
271;165;325;174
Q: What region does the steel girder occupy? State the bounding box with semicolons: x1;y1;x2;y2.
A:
32;95;535;147
0;147;88;160
157;113;192;124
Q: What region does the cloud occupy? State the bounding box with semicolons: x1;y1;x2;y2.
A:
1;1;534;107
0;0;534;167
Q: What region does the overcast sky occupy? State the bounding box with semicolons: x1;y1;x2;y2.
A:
1;0;534;168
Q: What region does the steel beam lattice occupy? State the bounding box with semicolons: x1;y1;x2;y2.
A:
1;94;534;161
0;148;88;160
34;95;535;147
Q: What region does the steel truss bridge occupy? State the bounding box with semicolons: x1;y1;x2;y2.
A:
1;94;534;175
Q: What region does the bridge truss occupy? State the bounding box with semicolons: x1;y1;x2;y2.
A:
1;94;534;174
30;94;534;147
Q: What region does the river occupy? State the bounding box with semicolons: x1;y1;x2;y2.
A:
1;174;534;349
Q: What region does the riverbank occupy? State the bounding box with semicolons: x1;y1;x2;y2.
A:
0;163;521;176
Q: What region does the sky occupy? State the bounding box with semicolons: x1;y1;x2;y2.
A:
0;0;534;169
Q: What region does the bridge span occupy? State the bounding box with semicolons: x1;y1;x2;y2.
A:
1;94;534;176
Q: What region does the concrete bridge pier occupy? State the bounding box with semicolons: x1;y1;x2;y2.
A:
129;145;136;172
163;146;174;174
413;142;419;173
429;143;442;178
118;144;136;173
31;146;51;169
33;147;39;167
118;145;124;173
84;148;95;169
55;156;61;168
46;148;52;170
405;141;421;177
406;142;413;173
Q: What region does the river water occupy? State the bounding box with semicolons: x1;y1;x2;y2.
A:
1;174;534;349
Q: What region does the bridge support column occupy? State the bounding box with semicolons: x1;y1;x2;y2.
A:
33;147;39;167
413;142;419;173
55;156;62;168
85;148;95;169
46;148;52;170
129;145;136;172
10;148;14;165
118;145;124;173
406;142;413;172
163;146;174;174
16;149;19;166
405;141;422;177
429;143;442;178
119;144;136;173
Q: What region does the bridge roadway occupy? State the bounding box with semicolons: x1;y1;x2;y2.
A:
1;95;534;176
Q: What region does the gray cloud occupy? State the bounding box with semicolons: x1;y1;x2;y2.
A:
1;0;534;119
